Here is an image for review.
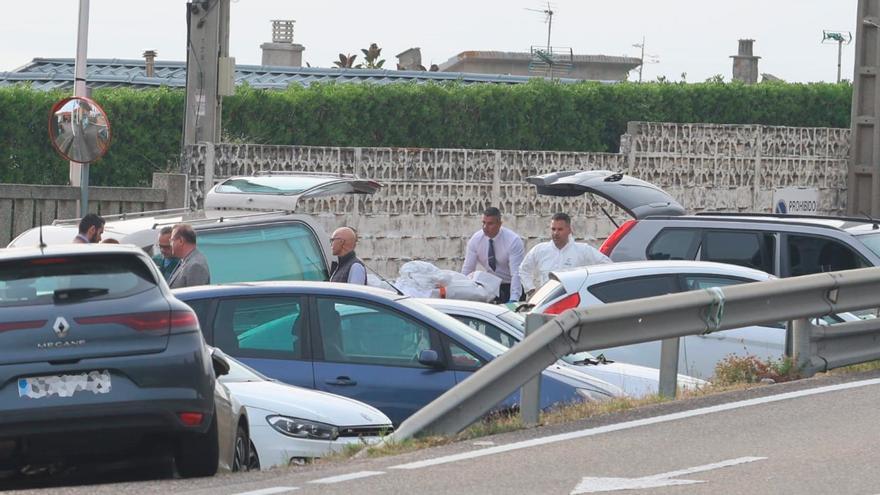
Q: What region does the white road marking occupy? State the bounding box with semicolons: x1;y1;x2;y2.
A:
472;441;495;446
390;378;880;470
570;457;767;493
232;487;299;495
308;470;385;484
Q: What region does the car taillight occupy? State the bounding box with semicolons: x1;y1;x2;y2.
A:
599;219;637;256
0;320;47;333
75;311;199;333
543;293;581;315
178;412;204;426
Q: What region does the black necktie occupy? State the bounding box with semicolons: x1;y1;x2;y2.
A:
488;238;497;271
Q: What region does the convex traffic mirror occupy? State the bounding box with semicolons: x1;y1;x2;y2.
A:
48;96;112;164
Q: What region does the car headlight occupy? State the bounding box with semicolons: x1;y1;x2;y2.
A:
267;415;339;441
575;387;613;402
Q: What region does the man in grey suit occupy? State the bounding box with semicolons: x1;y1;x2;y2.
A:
168;223;211;289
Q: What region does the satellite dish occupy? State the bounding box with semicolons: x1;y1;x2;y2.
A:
48;96;112;164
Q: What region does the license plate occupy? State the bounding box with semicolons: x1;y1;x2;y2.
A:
18;370;111;399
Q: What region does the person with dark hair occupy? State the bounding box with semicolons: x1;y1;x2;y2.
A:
100;238;119;244
519;212;611;298
152;226;180;281
73;213;105;243
168;223;211;289
461;206;525;303
329;227;367;284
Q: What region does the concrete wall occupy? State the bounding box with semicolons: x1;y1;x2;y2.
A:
0;173;187;246
184;122;849;278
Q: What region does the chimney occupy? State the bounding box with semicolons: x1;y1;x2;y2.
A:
260;20;305;67
730;39;760;84
396;47;423;70
143;50;157;77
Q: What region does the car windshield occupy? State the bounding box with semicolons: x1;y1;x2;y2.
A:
219;354;266;383
0;254;156;307
214;176;336;195
398;299;510;358
855;232;880;259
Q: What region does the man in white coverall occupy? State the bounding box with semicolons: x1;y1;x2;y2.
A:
519;212;612;298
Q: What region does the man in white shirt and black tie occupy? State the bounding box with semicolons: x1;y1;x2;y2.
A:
461;206;525;303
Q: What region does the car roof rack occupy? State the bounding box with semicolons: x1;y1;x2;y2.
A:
51;207;192;226
148;209;288;229
694;212;878;224
51;207;292;230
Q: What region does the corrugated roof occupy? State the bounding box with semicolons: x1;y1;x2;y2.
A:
0;58;589;91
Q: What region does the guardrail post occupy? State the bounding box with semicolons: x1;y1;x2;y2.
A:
658;337;680;398
520;313;547;426
791;318;815;378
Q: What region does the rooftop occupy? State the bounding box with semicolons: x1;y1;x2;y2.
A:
439;50;642;71
0;58;588;91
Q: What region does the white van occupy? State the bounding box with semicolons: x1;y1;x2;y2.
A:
9;173;381;284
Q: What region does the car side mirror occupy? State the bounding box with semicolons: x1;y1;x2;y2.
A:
211;350;230;377
417;349;443;368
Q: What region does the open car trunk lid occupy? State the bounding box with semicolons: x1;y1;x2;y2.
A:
526;170;685;219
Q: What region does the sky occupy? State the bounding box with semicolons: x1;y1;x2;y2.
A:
0;1;859;83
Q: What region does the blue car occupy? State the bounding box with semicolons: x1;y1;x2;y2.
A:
173;283;620;425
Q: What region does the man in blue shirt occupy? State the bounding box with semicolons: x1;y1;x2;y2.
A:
152;226;179;282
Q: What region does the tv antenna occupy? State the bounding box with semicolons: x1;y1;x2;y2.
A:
632;36;660;83
821;30;852;83
525;2;555;51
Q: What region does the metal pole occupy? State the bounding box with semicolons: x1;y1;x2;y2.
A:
791;318;814;377
639;36;645;83
73;0;90;217
657;337;680;398
838;39;843;83
519;313;548;425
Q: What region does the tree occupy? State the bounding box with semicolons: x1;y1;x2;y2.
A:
361;43;385;69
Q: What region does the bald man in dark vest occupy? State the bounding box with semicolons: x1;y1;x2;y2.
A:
329;227;367;284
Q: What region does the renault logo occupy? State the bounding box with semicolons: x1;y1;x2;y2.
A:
53;317;70;339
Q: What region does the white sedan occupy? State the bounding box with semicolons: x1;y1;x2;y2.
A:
216;350;393;470
419;298;706;398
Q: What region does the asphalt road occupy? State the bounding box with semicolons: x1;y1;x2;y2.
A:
7;370;880;495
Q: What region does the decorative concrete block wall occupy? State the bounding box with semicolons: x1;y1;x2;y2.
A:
183;122;849;277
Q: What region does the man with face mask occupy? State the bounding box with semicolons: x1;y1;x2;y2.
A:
461;206;525;303
519;212;611;298
151;226;180;281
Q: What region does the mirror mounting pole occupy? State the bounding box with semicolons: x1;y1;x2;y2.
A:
74;0;91;217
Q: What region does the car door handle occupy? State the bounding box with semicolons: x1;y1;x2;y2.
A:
325;377;357;386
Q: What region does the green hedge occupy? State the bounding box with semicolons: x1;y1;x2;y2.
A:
0;85;184;187
0;80;852;186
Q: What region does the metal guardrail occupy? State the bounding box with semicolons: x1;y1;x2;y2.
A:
793;316;880;375
388;267;880;441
